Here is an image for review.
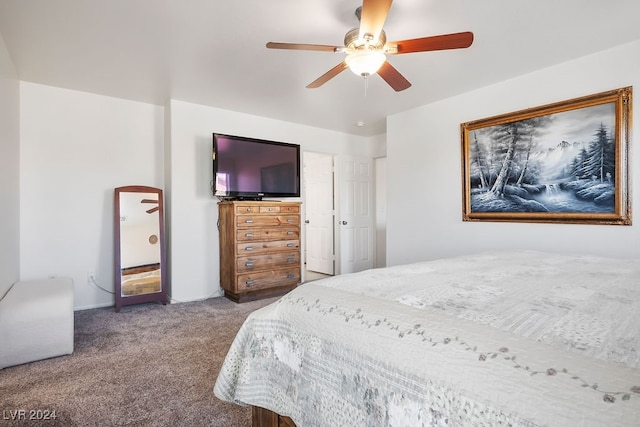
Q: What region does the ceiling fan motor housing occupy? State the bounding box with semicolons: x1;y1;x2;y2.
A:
344;28;386;50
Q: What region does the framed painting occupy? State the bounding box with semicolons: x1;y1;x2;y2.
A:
461;87;632;225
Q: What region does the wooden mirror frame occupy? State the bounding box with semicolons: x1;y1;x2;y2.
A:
114;185;168;312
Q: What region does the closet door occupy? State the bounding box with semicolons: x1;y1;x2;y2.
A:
338;155;374;274
304;153;334;275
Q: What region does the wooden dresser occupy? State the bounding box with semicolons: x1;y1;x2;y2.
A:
218;200;301;302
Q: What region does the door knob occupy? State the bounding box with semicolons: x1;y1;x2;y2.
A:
341;221;348;225
304;220;310;223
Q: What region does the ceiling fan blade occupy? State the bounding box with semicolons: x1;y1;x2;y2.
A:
306;62;349;88
266;42;339;52
146;206;160;214
359;0;393;42
390;31;474;54
377;61;411;92
141;199;159;204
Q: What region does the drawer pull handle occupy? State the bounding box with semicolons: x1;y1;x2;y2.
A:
245;262;254;267
245;233;254;237
245;280;254;286
287;243;295;247
287;258;294;263
286;218;294;222
286;231;294;235
286;274;294;279
245;246;254;251
245;219;254;223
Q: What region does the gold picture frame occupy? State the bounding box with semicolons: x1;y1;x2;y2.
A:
461;87;632;225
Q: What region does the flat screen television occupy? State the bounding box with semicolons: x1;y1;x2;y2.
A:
212;133;300;199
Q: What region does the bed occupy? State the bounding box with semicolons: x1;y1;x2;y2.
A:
120;264;161;296
214;250;640;426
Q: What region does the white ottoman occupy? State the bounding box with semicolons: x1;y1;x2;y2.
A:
0;278;74;369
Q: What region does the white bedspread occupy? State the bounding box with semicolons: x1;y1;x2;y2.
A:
121;268;161;296
214;251;640;426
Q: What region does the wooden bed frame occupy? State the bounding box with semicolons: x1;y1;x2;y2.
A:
252;406;295;427
121;262;160;275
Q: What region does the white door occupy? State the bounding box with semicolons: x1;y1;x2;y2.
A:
304;153;335;275
338;155;375;274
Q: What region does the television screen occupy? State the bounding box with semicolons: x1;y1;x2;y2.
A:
212;133;300;199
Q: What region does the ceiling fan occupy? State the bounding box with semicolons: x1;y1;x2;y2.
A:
266;0;473;92
141;198;159;214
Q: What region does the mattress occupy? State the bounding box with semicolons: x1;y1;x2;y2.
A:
214;250;640;426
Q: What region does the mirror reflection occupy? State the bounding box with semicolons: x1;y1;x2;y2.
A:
114;186;167;312
119;192;161;296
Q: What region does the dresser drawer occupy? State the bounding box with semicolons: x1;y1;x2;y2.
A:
237;252;300;273
237;227;299;242
259;205;299;214
235;204;262;214
236;215;299;228
236;267;300;291
237;239;300;255
235;204;300;214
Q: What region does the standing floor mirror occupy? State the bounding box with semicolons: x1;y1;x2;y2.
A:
114;185;167;312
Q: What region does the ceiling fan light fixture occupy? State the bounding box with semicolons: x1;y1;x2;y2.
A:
345;50;386;76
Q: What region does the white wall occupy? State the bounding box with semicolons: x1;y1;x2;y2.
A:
16;87;380;310
167;100;379;302
387;40;640;265
0;32;19;296
19;83;164;309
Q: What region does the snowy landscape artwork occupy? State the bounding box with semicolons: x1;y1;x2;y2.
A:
462;87;631;225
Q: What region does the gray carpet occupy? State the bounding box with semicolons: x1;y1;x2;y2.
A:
0;296;276;426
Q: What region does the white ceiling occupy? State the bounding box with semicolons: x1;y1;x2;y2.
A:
1;0;640;137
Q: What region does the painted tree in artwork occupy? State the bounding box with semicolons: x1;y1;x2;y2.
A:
569;147;590;181
469;131;489;189
514;134;534;185
585;123;615;183
568;123;614;183
487;116;551;195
